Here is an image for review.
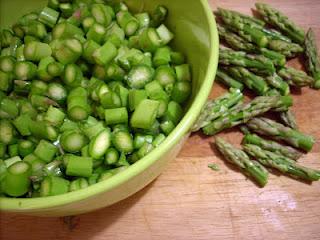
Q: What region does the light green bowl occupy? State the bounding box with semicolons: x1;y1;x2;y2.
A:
0;0;218;216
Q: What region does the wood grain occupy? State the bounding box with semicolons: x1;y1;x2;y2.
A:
2;1;320;239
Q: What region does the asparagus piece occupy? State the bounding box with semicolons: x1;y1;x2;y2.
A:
304;28;320;89
243;144;320;181
192;88;243;132
268;39;304;58
265;73;290;95
216;69;244;90
242;133;302;160
219;48;275;76
227;67;269;95
2;161;32;197
208;163;220;171
216;8;268;47
278;66;314;87
255;3;305;44
151;5;168;27
246;117;314;152
202;95;292;135
215;137;268;187
279;110;298;129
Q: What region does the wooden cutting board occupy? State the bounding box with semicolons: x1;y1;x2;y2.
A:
1;1;320;239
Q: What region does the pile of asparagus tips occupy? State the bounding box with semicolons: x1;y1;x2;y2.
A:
193;3;320;187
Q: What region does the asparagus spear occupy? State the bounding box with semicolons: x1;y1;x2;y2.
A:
202;95;292;135
304;28;320;89
218;25;286;67
278;66;314;87
255;3;305;44
246;117;314;152
242;133;302;160
243;144;320;181
227;66;269;95
215;137;268;187
217;24;257;52
279;110;298;129
216;8;265;27
216;69;244;90
192;88;243;132
268;39;304;58
217;8;292;42
216;9;268;47
265;73;290;96
219;48;275;75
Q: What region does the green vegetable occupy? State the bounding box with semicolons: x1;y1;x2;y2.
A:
227;67;269;95
216;69;244;90
244;144;320;182
40;176;69;197
216;8;268;48
202;95;292;135
278;66;314;87
215;137;268;187
65;155;93;177
192;88;243;132
279;110;298;129
255;3;305;44
60;131;88;153
219;48;275;76
131;99;159;129
89;129;111;159
34;140;57;163
242;133;302;160
2;161;31;197
246;117;315;152
304;28;320;89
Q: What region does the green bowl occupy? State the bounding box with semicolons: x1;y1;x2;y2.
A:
0;0;218;216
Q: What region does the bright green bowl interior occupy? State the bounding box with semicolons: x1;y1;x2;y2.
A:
0;0;218;213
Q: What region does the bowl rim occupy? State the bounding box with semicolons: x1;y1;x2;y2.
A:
0;0;219;211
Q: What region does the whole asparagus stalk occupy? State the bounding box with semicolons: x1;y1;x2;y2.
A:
246;117;314;152
268;39;304;58
216;9;268;47
255;3;305;44
215;137;269;187
216;69;244;90
192;88;243;132
265;73;290;95
219;48;275;75
202;95;292;135
279;110;298;129
278;66;314;87
242;133;302;160
227;66;269;95
243;144;320;181
304;28;320;89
